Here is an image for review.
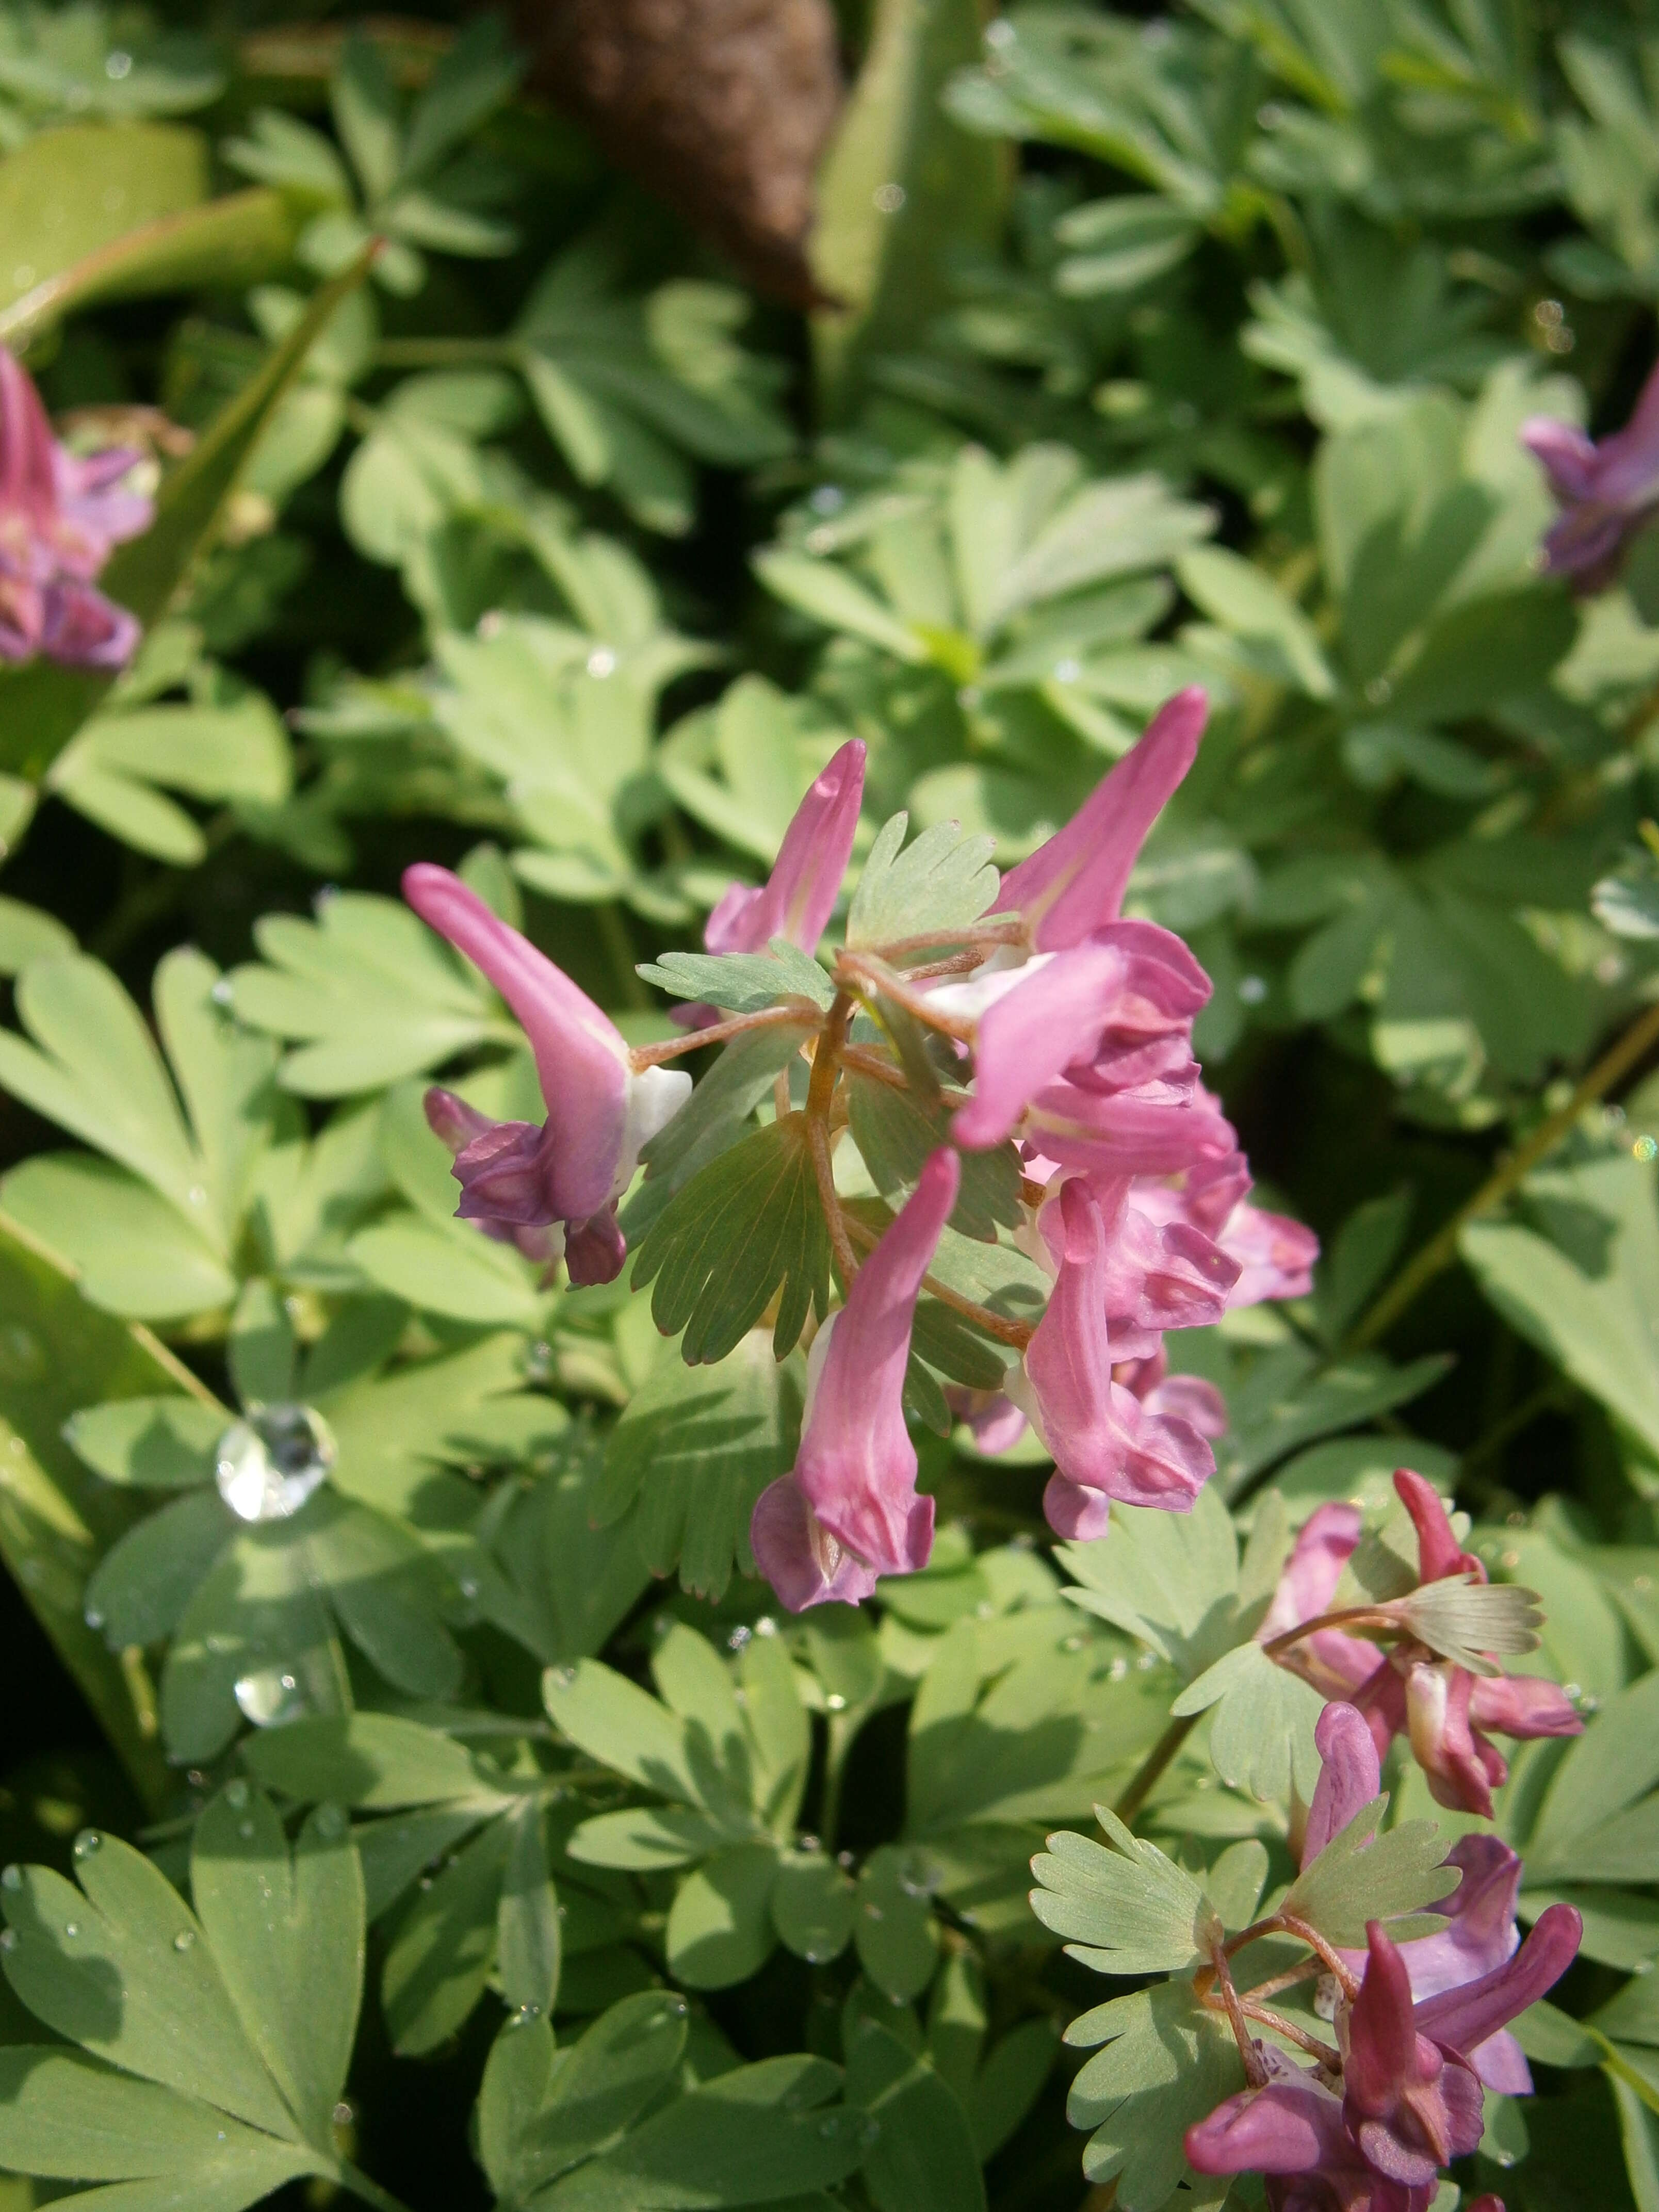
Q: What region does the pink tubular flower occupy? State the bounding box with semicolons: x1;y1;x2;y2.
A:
0;347;150;669
1303;1703;1536;2093
424;1087;564;1265
993;687;1208;949
1135;1143;1319;1307
1263;1473;1583;1817
751;1149;958;1611
705;737;866;955
1186;1891;1581;2212
1009;1176;1214;1539
1522;363;1659;593
403;866;689;1284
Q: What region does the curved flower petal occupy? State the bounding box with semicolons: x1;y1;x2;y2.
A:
1184;2071;1352;2177
1412;1902;1582;2061
706;736;866;956
1261;1502;1362;1644
1468;1669;1583;1742
1303;1702;1381;1865
751;1473;882;1612
403;864;633;1223
1396;1469;1480;1584
953;941;1128;1149
792;1147;957;1583
994;688;1208;949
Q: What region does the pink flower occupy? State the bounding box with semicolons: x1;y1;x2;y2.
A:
403;866;689;1284
1304;1703;1535;2092
1135;1143;1318;1307
706;737;865;956
751;1149;957;1610
423;1087;565;1265
1186;1897;1581;2212
0;347;150;670
1522;363;1659;593
1264;1473;1583;1817
993;687;1208;949
1009;1176;1215;1539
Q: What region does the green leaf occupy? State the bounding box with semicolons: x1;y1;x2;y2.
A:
239;1713;500;1813
0;1834;301;2139
227;890;505;1096
1064;1980;1245;2212
1462;1158;1659;1464
845;2015;986;2212
637;944;834;1015
0;1213;204;1809
1527;1671;1659;1881
624;1021;814;1240
1029;1810;1218;1975
594;1335;802;1602
0;120;205;316
846;811;999;950
190;1788;363;2150
63;1395;222;1487
1280;1797;1458;1946
0;2050;317;2206
753;547;928;661
1058;1483;1242;1682
382;1812;513;2055
1178;546;1336;698
854;1845;940;2000
509;1992;690;2195
630;1117;831;1364
772;1848;857;1964
847;1071;1021;1242
497;1802;561;2021
549;2054;865;2208
665;1840;780;1990
1170;1640;1327;1803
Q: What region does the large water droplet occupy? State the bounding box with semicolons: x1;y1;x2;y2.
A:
214;1405;335;1523
72;1831;102;1860
172;1929;196;1953
234;1669;307;1727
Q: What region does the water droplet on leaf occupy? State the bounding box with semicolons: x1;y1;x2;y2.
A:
172;1930;196;1953
72;1831;101;1859
215;1405;335;1523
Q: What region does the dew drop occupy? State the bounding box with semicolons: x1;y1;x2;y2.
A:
104;48;133;77
824;1692;847;1712
62;1923;79;1939
458;1577;479;1601
1;1866;20;1892
315;1804;347;1841
511;2002;544;2025
216;1405;335;1524
1052;658;1081;684
859;2117;882;2146
224;1779;249;1810
585;647;617;679
72;1830;102;1860
1061;1633;1086;1653
0;1928;15;1953
863;1902;884;1921
872;182;906;214
237;1821;256;1841
234;1668;309;1728
727;1624;752;1651
173;1929;196;1953
333;2101;353;2127
547;1664;578;1690
84;1605;105;1632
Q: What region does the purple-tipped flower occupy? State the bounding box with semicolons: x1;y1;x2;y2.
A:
1302;1703;1536;2093
1265;1472;1582;1817
0;347;150;670
1522;364;1659;593
706;737;866;956
1010;1176;1215;1540
403;865;689;1284
751;1149;957;1611
993;688;1208;949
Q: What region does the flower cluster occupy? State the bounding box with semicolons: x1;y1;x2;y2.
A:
0;347;151;670
1261;1469;1582;1817
1522;355;1659;593
405;688;1317;1609
1184;1703;1582;2212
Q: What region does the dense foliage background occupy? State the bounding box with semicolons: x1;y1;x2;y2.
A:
5;0;1659;2207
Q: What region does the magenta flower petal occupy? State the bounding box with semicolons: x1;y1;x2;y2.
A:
1399;1834;1532;2094
1521;363;1659;589
1302;1702;1382;1865
1395;1469;1479;1584
404;865;633;1223
1019;1177;1214;1519
1405;1659;1503;1819
1412;1902;1583;2060
1467;1670;1584;1742
1346;1925;1483;2185
706;737;866;956
1260;1502;1362;1644
791;1147;958;1584
994;688;1208;949
751;1473;882;1611
0;348;58;525
1184;2070;1353;2177
953;942;1129;1149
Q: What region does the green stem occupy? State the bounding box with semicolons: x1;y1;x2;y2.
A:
1347;995;1659;1352
1112;1712;1195;1828
596;903;649;1013
339;2162;418;2212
